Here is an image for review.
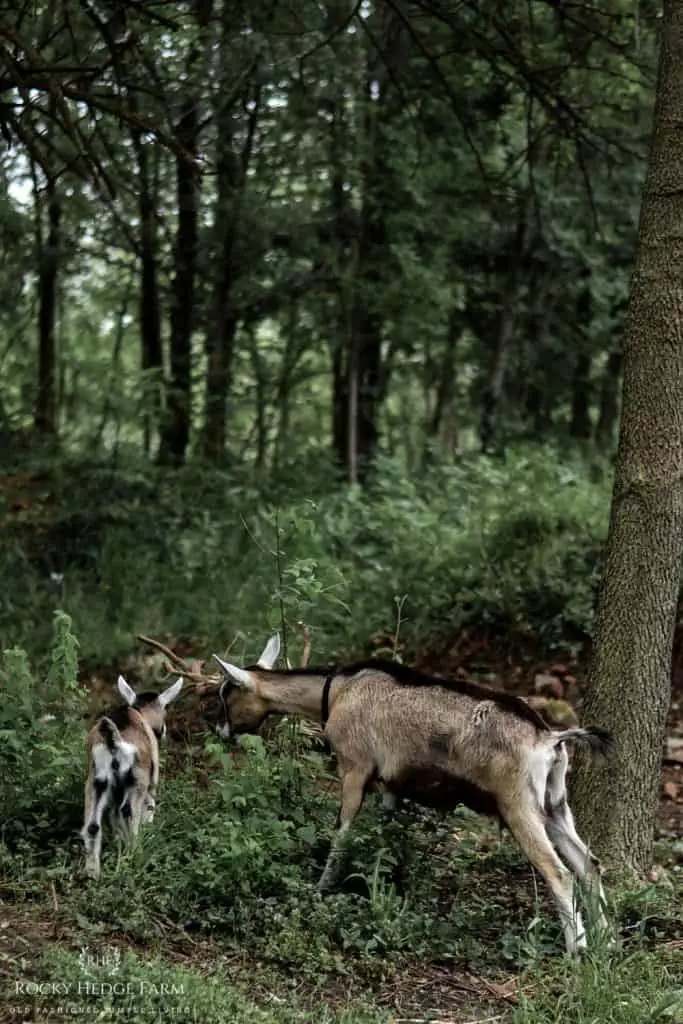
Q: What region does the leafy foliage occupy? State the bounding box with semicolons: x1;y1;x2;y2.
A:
0;610;86;851
0;448;610;665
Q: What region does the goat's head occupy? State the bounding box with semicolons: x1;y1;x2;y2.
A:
116;674;184;740
208;633;280;741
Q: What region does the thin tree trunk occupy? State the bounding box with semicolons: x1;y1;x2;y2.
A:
34;167;60;436
274;297;299;466
569;353;592;439
328;79;353;475
346;3;400;483
93;270;134;451
132;128;163;457
595;350;622;448
571;1;683;876
479;292;517;454
203;67;261;463
431;310;461;440
157;101;198;466
423;308;460;464
158;0;212;466
250;335;268;470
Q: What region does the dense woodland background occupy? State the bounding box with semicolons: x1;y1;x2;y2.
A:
1;4;682;1024
0;0;657;474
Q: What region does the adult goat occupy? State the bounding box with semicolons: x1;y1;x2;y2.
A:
212;635;614;954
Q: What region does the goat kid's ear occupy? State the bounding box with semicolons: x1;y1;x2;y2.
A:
256;632;281;670
117;675;137;706
212;655;257;692
158;676;183;708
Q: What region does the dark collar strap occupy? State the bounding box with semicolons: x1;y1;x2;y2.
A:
321;672;334;728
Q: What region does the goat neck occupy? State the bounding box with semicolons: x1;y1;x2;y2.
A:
252;669;336;723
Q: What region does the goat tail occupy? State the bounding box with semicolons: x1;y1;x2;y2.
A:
550;725;615;762
98;716;123;755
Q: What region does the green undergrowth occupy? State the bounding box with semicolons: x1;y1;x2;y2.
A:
0;445;612;668
0;623;680;1022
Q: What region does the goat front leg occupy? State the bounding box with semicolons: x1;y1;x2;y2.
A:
319;764;373;892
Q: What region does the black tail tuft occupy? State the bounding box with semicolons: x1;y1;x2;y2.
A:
553;725;615;762
581;726;615;759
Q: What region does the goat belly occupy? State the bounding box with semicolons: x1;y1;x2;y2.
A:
388;771;500;817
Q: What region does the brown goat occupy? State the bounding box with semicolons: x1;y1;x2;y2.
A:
213;636;614;954
81;675;183;877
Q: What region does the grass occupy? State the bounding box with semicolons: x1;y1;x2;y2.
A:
1;727;681;1024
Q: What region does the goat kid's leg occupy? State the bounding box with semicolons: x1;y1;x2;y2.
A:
319;765;373;892
81;777;109;878
121;788;146;845
141;789;156;824
501;800;586;955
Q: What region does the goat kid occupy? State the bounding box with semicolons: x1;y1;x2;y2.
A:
213;636;614;955
81;675;183;877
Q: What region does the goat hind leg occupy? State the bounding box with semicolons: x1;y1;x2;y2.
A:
82;778;109;878
545;756;610;938
501;800;586;955
546;800;610;938
319;764;373;891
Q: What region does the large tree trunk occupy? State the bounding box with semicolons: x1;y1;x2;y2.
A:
34;168;60;436
571;2;683;876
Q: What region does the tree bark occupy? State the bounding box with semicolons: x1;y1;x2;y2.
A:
571;1;683;876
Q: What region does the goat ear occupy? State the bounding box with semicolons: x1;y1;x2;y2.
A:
158;676;183;708
212;655;256;692
256;632;280;670
117;675;137;706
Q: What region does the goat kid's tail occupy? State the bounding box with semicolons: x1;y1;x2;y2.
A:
550;725;614;762
98;716;123;755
